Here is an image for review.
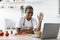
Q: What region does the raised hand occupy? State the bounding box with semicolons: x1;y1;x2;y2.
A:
37;12;44;22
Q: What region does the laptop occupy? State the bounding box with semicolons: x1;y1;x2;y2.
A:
41;23;60;39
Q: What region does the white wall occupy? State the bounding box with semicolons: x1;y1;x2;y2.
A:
24;0;59;31
0;8;21;31
0;0;59;31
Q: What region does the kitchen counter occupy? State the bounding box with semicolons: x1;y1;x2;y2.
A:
0;27;60;40
0;34;60;40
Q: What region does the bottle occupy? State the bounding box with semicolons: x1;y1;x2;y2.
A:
11;31;13;35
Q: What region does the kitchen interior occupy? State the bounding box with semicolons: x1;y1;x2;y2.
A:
0;0;60;40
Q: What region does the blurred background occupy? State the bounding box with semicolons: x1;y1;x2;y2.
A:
0;0;59;33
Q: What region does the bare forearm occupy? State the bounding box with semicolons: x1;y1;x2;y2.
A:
36;21;42;31
16;27;34;34
36;12;44;31
16;28;34;34
19;28;33;32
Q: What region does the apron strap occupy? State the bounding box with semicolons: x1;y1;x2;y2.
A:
23;17;25;26
31;18;33;27
23;17;33;28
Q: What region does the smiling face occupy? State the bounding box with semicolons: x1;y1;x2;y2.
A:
25;9;33;20
25;6;33;20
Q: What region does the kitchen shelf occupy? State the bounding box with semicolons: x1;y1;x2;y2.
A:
0;0;40;8
0;2;40;4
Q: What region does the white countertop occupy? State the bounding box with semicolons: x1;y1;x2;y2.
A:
0;28;60;40
0;34;59;40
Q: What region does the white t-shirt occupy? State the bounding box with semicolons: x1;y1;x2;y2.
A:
15;16;37;30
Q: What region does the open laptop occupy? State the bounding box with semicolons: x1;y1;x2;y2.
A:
41;23;60;39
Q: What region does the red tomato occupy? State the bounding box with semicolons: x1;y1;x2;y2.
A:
5;31;9;37
2;32;4;36
0;32;4;36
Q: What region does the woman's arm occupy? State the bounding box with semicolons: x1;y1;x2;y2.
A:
36;21;42;31
20;27;34;34
21;27;33;31
36;12;44;31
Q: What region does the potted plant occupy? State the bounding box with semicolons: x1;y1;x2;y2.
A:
20;5;24;14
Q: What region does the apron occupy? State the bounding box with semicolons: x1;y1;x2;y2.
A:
21;18;34;34
21;17;33;30
15;18;34;35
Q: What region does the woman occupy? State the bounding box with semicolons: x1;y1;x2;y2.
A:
15;6;44;35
